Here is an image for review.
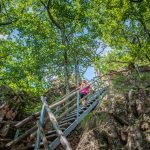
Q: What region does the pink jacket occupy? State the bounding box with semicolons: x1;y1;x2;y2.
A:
80;84;90;94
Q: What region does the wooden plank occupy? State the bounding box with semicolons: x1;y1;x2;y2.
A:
46;128;65;136
62;115;77;121
46;134;57;140
67;109;83;117
61;117;76;123
59;118;76;125
15;113;39;128
6;125;37;148
80;106;87;110
59;122;72;128
51;88;79;105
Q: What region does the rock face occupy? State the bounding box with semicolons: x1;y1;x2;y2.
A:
73;72;150;150
76;130;99;150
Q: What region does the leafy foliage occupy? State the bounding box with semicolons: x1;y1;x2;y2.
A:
90;0;150;73
0;0;149;93
0;0;99;93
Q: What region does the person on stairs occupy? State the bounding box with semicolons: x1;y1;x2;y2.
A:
79;80;93;106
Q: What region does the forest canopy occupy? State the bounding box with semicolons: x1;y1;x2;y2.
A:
0;0;150;93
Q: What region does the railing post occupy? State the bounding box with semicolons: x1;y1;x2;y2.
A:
95;77;101;96
77;90;80;122
41;96;72;150
76;66;80;122
14;129;20;140
35;102;46;150
75;60;80;122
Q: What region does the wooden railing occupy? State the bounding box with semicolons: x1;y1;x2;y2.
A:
35;96;72;150
6;76;105;149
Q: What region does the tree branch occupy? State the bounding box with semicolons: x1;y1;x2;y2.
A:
39;0;47;8
40;0;62;29
0;22;12;26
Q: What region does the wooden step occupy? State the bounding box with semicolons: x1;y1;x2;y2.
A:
70;110;77;114
80;106;87;110
87;100;93;104
59;122;72;128
69;109;84;115
63;114;77;121
59;118;76;125
86;103;90;106
45;128;65;136
61;116;76;122
46;133;57;140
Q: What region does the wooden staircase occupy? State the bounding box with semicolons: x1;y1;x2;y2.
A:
5;77;108;150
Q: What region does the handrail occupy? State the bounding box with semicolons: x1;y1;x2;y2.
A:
15;77;101;129
15;89;80;128
50;88;79;105
50;76;101;106
54;97;76;115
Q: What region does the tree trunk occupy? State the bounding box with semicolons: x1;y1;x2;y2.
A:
75;57;79;86
41;0;70;94
61;29;70;93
